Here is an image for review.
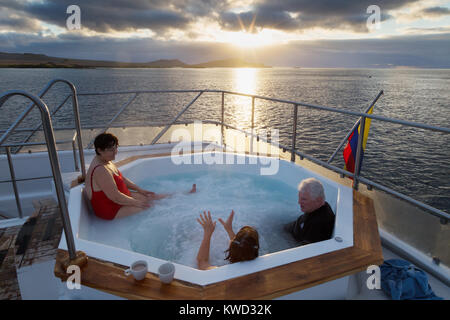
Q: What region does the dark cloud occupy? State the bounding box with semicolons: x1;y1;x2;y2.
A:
0;0;192;33
218;0;419;33
1;0;426;35
421;6;450;17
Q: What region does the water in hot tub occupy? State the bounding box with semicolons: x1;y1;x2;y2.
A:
86;170;335;268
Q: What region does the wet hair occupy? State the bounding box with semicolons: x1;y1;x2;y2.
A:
94;133;119;155
225;226;259;263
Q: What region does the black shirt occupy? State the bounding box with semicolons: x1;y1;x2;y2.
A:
289;202;335;244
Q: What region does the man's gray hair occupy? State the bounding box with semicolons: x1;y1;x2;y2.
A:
298;178;325;200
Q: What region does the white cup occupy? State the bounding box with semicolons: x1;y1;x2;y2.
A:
124;260;148;281
158;262;175;284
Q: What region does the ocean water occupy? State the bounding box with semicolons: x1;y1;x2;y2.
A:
85;170;303;268
0;67;449;213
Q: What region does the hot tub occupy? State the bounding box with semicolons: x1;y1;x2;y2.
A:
60;152;354;290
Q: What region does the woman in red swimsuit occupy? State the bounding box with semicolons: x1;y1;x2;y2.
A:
86;133;196;220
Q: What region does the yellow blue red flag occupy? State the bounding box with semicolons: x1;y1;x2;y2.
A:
343;106;374;175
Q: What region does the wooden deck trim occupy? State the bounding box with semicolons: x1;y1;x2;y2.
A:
54;189;383;300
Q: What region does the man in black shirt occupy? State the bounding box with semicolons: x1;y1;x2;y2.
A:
285;178;335;245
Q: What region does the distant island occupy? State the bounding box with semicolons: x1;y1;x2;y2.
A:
0;52;270;69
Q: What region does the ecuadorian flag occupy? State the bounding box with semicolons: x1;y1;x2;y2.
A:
343;105;374;175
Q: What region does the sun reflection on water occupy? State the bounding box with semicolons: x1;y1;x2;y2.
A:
229;68;259;129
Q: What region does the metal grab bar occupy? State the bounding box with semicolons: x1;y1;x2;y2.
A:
0;90;77;260
0;79;86;180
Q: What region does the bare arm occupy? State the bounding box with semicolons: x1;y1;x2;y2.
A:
196;211;216;270
93;167;147;208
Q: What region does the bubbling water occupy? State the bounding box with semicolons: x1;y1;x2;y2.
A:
89;170;307;268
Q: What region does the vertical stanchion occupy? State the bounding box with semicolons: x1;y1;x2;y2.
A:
6;146;23;219
221;92;225;149
291;104;298;162
250;96;255;154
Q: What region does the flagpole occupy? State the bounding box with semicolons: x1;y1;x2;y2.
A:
353;115;366;190
327;90;383;164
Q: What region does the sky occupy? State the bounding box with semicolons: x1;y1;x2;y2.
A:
1;0;450;67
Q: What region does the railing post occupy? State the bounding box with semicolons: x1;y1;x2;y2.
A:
72;133;79;171
291;104;298;162
5;147;23;219
250;96;255;154
353;115;366;190
221;92;225;148
71;88;86;180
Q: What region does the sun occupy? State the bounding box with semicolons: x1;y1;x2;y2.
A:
222;30;280;48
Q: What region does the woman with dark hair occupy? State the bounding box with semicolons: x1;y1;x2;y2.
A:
196;210;259;270
86;132;195;220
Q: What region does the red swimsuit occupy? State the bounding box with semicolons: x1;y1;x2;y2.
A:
90;165;131;220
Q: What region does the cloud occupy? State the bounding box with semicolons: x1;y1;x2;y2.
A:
217;0;420;33
219;7;300;32
0;0;192;33
1;0;427;36
421;6;450;17
0;7;42;32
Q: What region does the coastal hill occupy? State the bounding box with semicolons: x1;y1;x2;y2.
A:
0;52;269;68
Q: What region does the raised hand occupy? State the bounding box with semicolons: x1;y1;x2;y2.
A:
197;211;216;236
218;210;235;240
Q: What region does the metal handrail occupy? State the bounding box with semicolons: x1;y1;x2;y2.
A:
72;88;450;220
151;91;204;145
15;94;71;153
0;90;77;260
205;89;450;133
1;79;86;180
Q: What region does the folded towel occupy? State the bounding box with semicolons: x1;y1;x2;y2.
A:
380;259;442;300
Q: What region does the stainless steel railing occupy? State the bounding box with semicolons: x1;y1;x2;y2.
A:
67;87;449;222
0;90;77;260
0;135;82;218
1;79;86;179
